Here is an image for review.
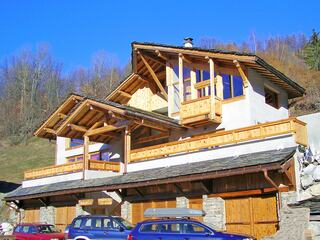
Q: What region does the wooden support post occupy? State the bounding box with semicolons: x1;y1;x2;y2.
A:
216;75;223;99
83;135;89;179
209;58;216;120
190;68;197;99
178;54;184;104
233;60;249;88
166;62;174;118
124;126;131;174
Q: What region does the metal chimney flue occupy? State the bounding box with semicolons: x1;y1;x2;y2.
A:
184;37;193;48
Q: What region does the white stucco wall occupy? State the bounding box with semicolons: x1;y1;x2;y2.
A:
247;69;289;124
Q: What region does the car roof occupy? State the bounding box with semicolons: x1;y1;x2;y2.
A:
76;215;121;218
16;223;52;226
138;218;202;224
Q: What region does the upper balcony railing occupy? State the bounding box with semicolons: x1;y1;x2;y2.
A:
24;160;120;180
130;117;308;162
180;96;222;125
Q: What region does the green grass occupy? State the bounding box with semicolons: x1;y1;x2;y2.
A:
0;137;55;183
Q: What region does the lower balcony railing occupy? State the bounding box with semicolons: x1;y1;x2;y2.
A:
130;117;308;162
24;160;120;180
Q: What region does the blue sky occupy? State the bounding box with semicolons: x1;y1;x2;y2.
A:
0;0;319;72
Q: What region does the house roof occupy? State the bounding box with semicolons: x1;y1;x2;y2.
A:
34;93;182;142
4;147;296;201
121;42;304;99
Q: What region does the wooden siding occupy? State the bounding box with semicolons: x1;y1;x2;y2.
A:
24;160;120;180
132;199;176;224
55;206;76;232
130;117;307;162
225;195;278;240
188;198;203;221
23;209;40;223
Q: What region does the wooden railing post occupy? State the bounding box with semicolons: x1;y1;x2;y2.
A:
124;126;131;173
166;62;174;118
83;135;89;179
209;58;216;120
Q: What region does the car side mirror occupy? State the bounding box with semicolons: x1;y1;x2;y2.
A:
119;226;125;232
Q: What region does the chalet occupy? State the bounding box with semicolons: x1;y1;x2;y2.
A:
4;39;312;239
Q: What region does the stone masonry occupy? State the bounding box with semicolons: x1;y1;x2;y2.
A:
39;206;55;224
176;197;189;208
121;201;132;223
202;195;226;231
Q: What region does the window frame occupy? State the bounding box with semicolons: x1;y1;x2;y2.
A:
264;86;279;109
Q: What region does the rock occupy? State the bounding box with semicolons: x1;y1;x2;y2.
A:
313;166;320;181
309;183;320;196
303;164;316;175
301;174;314;189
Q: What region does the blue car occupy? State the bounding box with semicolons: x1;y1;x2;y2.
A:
66;215;134;240
128;219;255;240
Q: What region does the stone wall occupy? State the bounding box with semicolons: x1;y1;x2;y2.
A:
39;206;55;224
176;197;189;208
202;195;225;231
121;201;132;223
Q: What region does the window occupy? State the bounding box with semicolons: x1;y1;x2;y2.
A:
222;74;244;99
159;224;181;233
84;218;93;228
70;138;84;148
73;219;83;229
140;224;159;232
67;155;83;162
95;218;102;228
103;218;113;229
265;87;279;108
195;69;211;98
183;223;209;234
22;226;30;233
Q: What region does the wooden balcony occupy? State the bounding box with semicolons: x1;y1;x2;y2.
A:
180;96;222;126
24;160;120;180
130;118;308;162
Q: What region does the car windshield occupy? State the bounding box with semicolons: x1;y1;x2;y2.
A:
113;217;134;230
37;225;59;233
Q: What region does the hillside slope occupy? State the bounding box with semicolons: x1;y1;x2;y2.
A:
0;138;55;184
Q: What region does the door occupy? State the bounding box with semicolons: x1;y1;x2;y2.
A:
55;206;76;232
23;209;40;223
188;198;203;221
225;194;278;240
132;199;176;224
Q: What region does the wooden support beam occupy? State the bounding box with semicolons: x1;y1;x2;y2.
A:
155;50;168;61
57;113;67;119
166;62;174;117
179;53;192;64
135;132;169;145
144;54;166;67
85;120;130;137
68;124;88;133
134;188;144;197
138;51;168;100
124;126;131;173
118;90;132;99
43;127;56;135
216;75;223;99
209;58;216;120
178;53;184;103
199;181;211;194
190;68;197;99
233;60;249;88
174;183;184;194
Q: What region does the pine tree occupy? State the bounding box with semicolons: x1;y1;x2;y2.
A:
304;30;320;70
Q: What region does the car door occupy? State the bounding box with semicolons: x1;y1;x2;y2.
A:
157;223;185;240
136;223;161;240
181;223;215;240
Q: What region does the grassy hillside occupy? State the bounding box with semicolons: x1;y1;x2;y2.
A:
0;137;55;184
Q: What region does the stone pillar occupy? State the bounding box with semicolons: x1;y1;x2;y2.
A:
40;206;55;224
280;191;297;208
75;204;89;216
121;201;132;223
176;197;189;208
202;195;225;231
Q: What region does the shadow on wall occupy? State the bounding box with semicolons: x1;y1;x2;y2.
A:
0;181;20;194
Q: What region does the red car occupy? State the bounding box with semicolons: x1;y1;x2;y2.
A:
13;223;65;240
